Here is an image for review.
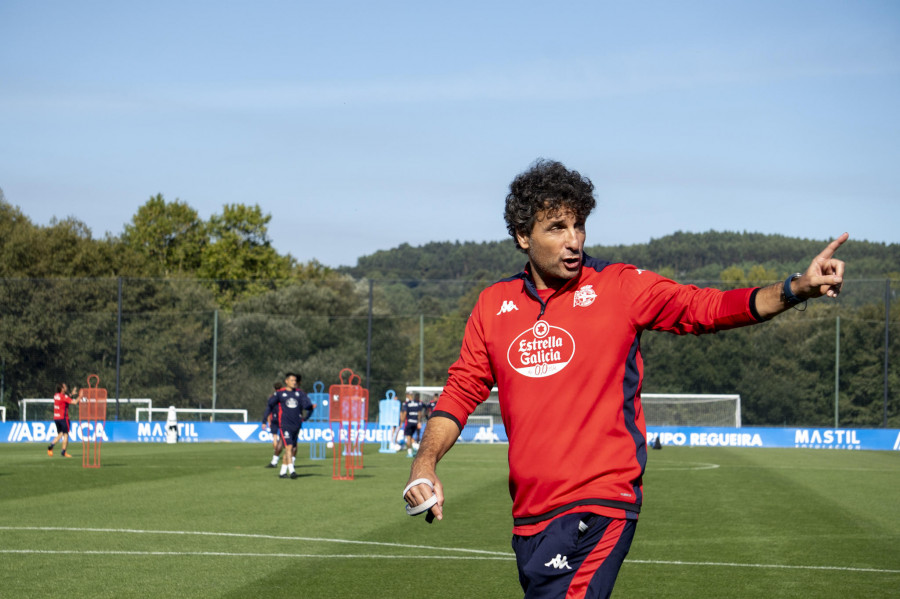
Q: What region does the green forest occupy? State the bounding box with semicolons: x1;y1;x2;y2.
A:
1;191;898;427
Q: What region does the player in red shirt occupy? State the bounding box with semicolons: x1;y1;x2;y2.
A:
47;383;80;458
403;159;848;598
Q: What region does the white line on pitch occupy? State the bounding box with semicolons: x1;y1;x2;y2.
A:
0;526;511;556
0;549;897;574
626;559;900;574
652;462;720;470
3;527;897;575
0;549;512;561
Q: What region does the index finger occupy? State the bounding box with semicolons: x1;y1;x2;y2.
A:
816;232;849;261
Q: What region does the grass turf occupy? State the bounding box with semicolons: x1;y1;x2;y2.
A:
1;443;897;598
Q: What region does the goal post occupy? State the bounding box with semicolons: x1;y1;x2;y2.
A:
641;393;741;428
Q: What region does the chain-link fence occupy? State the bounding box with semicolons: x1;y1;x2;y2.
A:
1;276;896;427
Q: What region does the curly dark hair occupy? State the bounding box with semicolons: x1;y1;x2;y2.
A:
504;159;596;252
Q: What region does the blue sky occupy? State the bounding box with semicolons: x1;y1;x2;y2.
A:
2;1;898;268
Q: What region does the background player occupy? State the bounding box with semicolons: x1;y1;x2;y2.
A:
47;382;80;458
266;372;315;479
400;392;425;458
424;391;439;427
262;381;284;468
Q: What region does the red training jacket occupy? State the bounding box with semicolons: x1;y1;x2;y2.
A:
432;255;762;535
53;392;76;421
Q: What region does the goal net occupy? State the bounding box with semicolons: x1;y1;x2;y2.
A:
406;385;502;443
403;388;740;437
135;407;249;422
462;415;497;443
641;393;741;428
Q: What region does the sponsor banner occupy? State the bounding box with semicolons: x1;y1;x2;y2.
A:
2;421;418;444
459;424;507;443
3;421;112;444
648;426;900;451
3;422;895;450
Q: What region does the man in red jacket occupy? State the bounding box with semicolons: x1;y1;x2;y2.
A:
403;159;848;599
47;383;80;458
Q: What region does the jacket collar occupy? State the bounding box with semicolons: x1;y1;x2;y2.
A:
520;253;590;298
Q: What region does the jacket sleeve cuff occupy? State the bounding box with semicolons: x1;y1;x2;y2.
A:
713;287;760;329
429;410;463;432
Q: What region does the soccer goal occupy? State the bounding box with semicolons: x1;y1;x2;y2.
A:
135;407;249;422
641;393;741;428
404;388;740;431
405;386;500;417
19;398;153;421
406;385;502;443
462;415;498;443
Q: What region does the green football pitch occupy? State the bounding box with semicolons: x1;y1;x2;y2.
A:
1;442;898;598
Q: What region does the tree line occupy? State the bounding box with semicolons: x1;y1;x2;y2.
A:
1;190;897;427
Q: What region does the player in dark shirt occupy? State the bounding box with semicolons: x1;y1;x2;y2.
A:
400;393;425;458
266;372;315;479
262;382;284;468
424;393;438;422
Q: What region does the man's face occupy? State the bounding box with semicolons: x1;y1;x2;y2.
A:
516;206;585;290
284;375;297;390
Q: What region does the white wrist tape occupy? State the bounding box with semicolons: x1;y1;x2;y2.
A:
402;478;434;499
403;478;436;516
406;495;437;516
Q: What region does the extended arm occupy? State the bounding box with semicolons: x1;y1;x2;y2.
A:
302;395;316;421
754;233;848;319
403;416;460;522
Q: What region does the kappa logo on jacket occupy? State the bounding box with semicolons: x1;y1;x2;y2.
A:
497;300;519;315
507;320;575;378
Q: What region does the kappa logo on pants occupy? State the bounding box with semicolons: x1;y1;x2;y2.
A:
544;553;572;570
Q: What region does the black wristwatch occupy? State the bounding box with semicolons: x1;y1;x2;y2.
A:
782;272;804;306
